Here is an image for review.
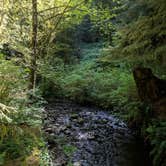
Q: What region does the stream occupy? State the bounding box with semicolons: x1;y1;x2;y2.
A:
43;100;150;166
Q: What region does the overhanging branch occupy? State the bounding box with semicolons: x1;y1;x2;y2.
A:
42;0;85;22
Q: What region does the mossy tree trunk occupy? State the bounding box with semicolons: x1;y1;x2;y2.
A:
29;0;38;90
133;67;166;119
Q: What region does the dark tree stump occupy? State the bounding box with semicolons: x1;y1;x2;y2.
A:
133;67;166;102
133;67;166;119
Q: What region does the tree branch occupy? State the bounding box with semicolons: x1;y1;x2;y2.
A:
38;5;66;14
42;0;85;22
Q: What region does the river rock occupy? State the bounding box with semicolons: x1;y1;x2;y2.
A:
43;101;150;166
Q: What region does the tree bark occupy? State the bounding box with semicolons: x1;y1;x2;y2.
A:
133;67;166;119
29;0;38;90
133;67;166;102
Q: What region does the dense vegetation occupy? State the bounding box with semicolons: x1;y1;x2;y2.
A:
0;0;165;165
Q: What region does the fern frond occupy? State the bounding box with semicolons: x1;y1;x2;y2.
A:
0;103;17;123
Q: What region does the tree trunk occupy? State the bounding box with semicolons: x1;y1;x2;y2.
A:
29;0;38;90
133;67;166;119
133;67;166;102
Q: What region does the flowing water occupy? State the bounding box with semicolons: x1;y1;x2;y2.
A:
43;100;150;166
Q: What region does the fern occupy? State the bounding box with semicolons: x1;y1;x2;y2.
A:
0;103;17;123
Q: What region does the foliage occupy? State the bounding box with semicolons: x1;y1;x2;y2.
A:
63;144;77;166
0;103;16;123
62;144;77;157
105;0;166;72
40;43;139;112
0;94;47;165
146;120;166;166
0;125;41;159
0;55;27;104
60;65;138;110
0;56;48;165
39;148;52;166
38;58;65;97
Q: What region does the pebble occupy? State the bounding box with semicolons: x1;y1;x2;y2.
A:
43;102;144;166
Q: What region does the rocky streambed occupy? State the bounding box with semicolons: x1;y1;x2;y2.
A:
43;100;150;166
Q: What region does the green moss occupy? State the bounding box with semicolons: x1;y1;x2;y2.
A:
62;144;77;157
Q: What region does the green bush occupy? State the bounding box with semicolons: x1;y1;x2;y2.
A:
58;61;138;110
38;58;65;97
39;43;139;112
146;121;166;166
0;92;47;165
0;56;27;104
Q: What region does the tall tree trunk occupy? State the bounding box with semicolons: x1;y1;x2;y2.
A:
29;0;38;90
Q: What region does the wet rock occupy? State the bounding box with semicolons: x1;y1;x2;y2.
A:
45;127;53;133
71;113;79;119
77;118;84;124
73;162;81;166
43;101;148;166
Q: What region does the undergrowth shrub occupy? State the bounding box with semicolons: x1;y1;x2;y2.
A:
39;58;65;97
146;120;166;166
59;62;139;111
0;55;27;104
61;63;94;102
0;125;42;159
0;55;49;165
0;90;48;165
39;43;139;112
